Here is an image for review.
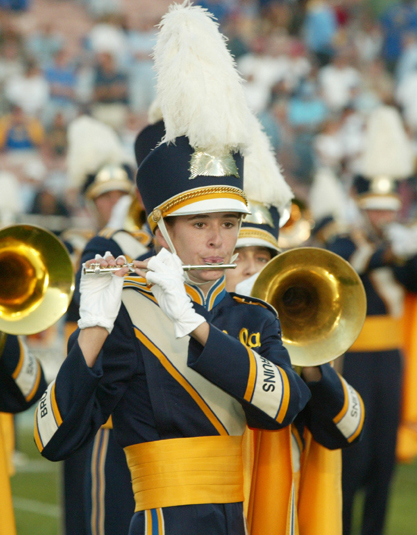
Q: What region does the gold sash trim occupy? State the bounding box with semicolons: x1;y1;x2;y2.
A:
124;435;244;512
349;315;403;352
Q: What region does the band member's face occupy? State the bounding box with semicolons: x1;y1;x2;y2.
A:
225;246;272;292
157;212;241;285
93;190;128;228
365;209;397;235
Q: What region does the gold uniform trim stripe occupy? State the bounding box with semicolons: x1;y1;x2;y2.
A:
124;435;244;512
26;360;42;402
333;377;349;425
348;394;365;443
244;347;257;402
148;186;248;231
238;228;279;249
276;367;290;424
349;316;403;352
134;328;228;436
12;338;25;380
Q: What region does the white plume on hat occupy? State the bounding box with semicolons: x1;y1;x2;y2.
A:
244;115;293;216
66;115;125;189
309;167;350;223
361;106;414;180
153;1;252;156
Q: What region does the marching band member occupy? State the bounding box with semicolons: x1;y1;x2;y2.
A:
0;334;47;535
315;106;417;535
63;116;151;535
226;117;365;535
34;3;311;534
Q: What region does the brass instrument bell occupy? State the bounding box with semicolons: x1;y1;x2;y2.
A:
251;247;366;366
0;225;75;335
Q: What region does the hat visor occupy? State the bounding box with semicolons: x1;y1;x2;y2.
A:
170;198;250;217
236;236;280;253
86;180;132;200
358;194;401;211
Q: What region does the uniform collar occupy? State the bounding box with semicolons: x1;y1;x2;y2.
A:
185;275;227;311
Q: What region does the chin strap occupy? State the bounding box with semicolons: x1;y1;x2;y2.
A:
157;217;177;255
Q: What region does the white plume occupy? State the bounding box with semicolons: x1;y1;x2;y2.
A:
153;1;251;155
244;115;293;214
309;168;349;222
362;106;414;180
66;116;125;188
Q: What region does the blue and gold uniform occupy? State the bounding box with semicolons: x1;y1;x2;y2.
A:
35;273;311;534
1;334;47;535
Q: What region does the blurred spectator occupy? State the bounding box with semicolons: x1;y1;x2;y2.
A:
396;68;417;133
355;18;383;65
84;0;122;19
0;105;44;153
380;0;417;70
313;115;344;170
126;18;157;113
319;50;361;111
303;0;337;66
0;0;30;11
223;14;251;60
0;40;24;90
24;23;63;68
197;0;233;25
237;35;290;113
45;111;68;157
4;60;49;116
0;170;22;224
287;81;328;130
87;16;128;68
395;32;417;81
43;49;77;126
91;51;128;131
357;58;394;110
29;180;70;217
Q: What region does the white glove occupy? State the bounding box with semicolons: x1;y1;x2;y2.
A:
145;248;206;338
385;223;417;259
78;252;125;334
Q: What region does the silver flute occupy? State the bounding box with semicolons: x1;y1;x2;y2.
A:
83;262;237;275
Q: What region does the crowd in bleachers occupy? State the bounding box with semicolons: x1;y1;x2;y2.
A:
0;0;416;232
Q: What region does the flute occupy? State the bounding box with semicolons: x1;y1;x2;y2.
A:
83;262;237;275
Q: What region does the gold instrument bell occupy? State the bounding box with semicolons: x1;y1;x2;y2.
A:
251;247;366;366
0;225;75;335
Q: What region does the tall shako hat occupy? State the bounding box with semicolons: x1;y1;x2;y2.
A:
236;115;293;255
356;106;414;211
67;115;132;200
134;99;165;167
136;1;252;248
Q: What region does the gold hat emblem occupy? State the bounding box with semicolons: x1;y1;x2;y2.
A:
189;150;240;180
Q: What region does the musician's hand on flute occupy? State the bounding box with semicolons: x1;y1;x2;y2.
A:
145;249;206;338
78;252;128;335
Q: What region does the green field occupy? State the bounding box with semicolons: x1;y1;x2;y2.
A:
10;408;417;535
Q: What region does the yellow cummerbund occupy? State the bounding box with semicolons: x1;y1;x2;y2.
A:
124;435;244;512
349;315;404;352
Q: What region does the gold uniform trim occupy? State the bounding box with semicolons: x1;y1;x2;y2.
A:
238;228;279;249
124;435;244;512
148;186;248;231
349;315;403;352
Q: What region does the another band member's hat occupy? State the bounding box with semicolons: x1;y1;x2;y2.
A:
356;106;414;211
67;115;133;201
235;115;293;255
136;1;252;245
134;100;165;167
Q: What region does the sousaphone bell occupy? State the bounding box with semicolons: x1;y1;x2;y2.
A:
251;247;366;366
0;224;75;335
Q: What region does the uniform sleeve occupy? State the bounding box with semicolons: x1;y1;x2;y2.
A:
393;254;417;293
187;314;311;430
34;306;139;461
302;364;365;449
328;235;386;275
0;335;47;413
